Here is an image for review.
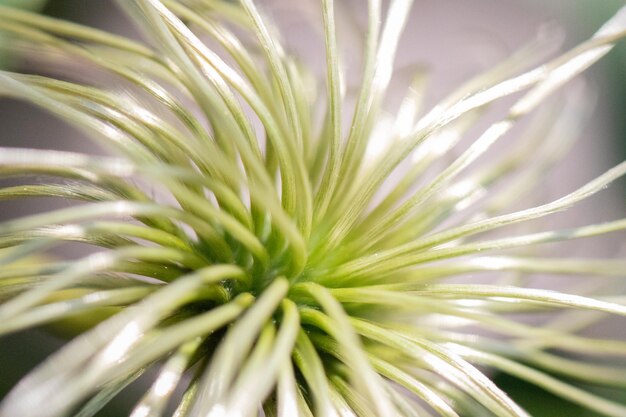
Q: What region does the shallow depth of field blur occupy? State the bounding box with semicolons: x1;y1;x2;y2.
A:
0;1;624;416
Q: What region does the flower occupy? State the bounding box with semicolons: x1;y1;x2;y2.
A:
0;1;625;416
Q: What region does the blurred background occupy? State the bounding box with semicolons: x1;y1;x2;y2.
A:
0;1;624;415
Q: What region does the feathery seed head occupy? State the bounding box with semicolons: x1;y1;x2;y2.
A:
0;1;626;416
